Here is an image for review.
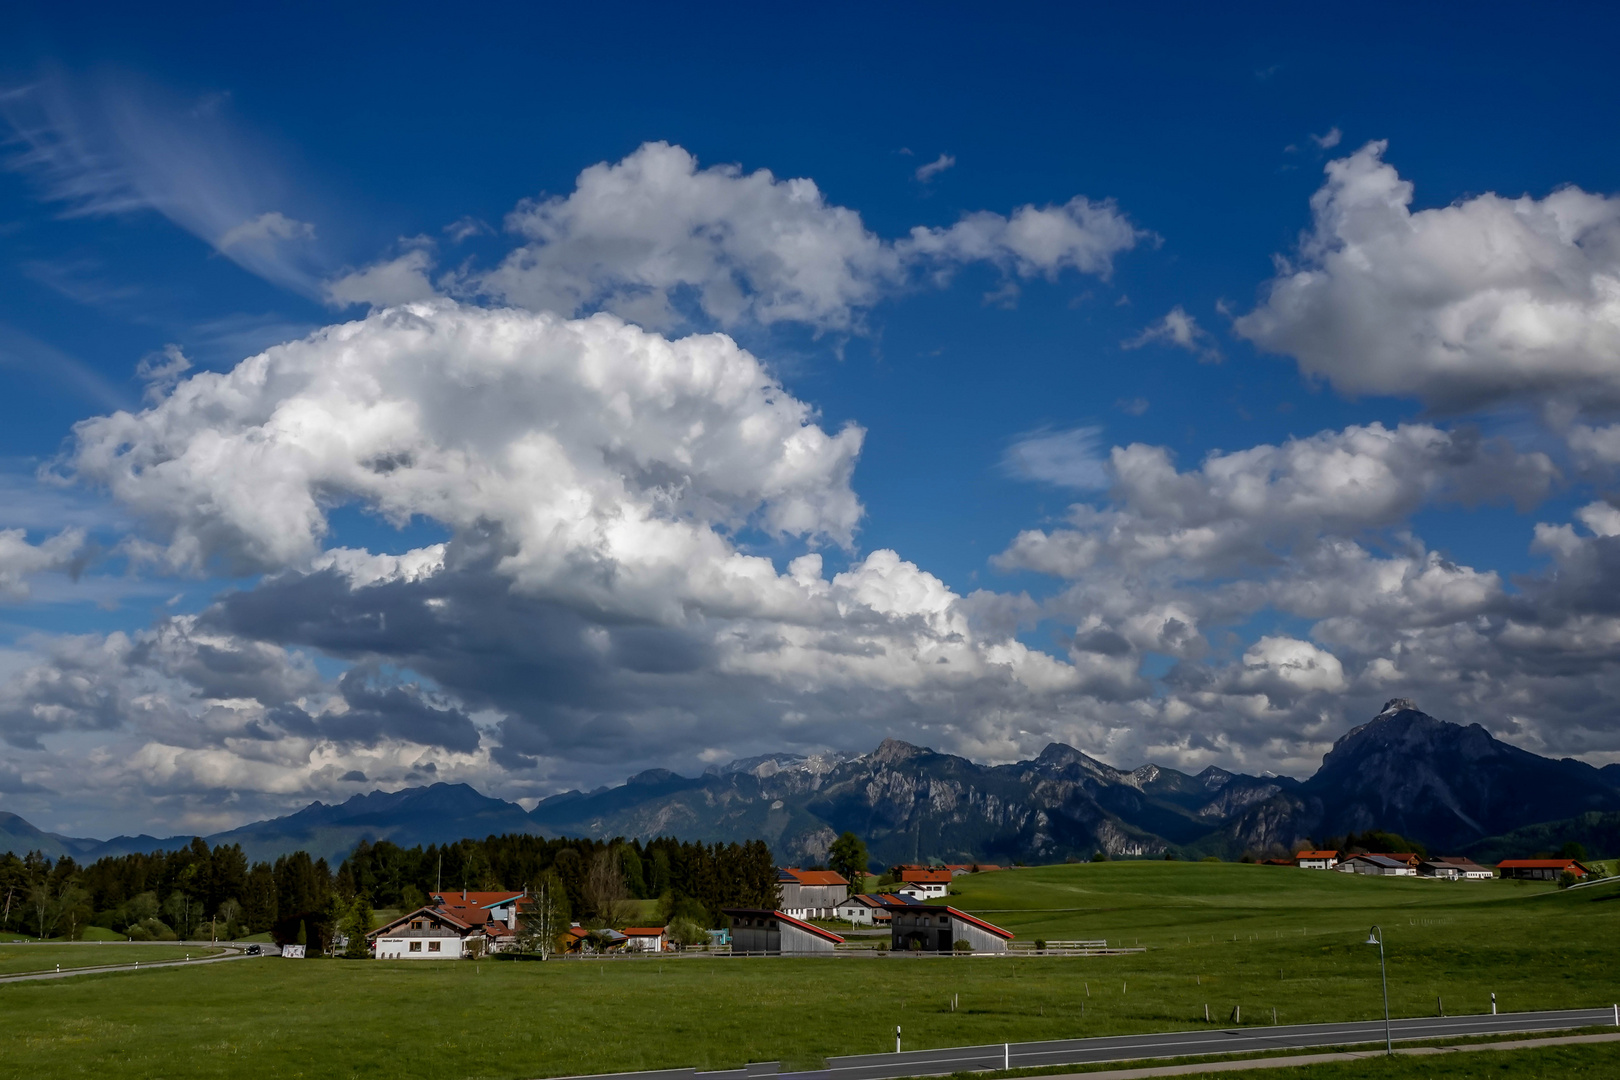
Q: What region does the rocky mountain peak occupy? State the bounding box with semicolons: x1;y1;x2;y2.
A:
1379;697;1419;716
870;738;926;765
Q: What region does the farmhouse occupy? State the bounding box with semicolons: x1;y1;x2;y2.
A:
369;907;479;959
1419;857;1493;880
777;868;850;919
1433;857;1493;879
884;902;1013;953
1497;858;1593;881
369;889;529;959
722;908;844;954
898;869;952;898
831;893;893;925
1336;854;1416;876
1295;850;1339;870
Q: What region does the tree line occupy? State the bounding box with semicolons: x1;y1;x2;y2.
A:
0;833;780;949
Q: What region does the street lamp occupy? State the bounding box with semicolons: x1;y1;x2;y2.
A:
1364;926;1392;1055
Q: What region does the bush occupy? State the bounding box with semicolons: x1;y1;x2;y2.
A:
1559;870;1580;889
1201;856;1223;863
1034;939;1047;953
953;939;972;952
126;918;177;941
667;917;709;951
1090;851;1109;863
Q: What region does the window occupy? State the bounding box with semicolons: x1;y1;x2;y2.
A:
411;920;424;930
428;941;442;952
409;942;422;952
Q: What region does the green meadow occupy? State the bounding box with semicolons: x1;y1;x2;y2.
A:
0;942;224;975
0;862;1616;1079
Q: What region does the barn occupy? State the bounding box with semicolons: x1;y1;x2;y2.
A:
884;903;1013;953
722;909;844;954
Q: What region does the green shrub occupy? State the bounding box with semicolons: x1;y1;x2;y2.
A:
953;940;972;952
126;918;177;941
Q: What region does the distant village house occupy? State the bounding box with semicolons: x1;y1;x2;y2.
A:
897;868;952;899
368;889;527;959
1497;858;1593;881
777;869;850;920
831;893;893;926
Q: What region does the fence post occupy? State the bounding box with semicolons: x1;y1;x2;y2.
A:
1004;1043;1009;1071
1491;993;1497;1016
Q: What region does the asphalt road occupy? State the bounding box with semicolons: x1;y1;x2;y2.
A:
544;1007;1620;1080
783;1008;1620;1080
0;942;277;983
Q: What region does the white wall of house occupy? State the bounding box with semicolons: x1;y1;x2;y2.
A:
623;933;664;952
373;934;466;959
833;901;877;924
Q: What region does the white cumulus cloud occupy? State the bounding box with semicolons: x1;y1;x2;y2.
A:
1236;140;1620;413
470;141;1143;332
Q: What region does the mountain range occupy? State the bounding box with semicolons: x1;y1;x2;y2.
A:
7;699;1620;867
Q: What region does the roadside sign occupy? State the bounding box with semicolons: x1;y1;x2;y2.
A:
281;945;305;959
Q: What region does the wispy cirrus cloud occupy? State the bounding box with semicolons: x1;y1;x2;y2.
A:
0;70;324;295
1001;425;1111;490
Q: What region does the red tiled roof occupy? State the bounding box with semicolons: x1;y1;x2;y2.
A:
1296;850;1339;859
621;927;666;936
366;904;476;939
431;891;526;909
779;868;850;886
1498;859;1588;871
901;869;952;884
841;894;889;907
943;907;1014;940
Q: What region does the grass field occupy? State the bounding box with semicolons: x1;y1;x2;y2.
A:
0;943;224;975
0;862;1615;1079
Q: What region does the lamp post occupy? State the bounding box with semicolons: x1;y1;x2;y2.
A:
1364;926;1392;1055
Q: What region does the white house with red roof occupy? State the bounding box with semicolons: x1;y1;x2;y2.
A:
897;868;952;899
367;890;528;959
831;893;893;925
621;926;667;951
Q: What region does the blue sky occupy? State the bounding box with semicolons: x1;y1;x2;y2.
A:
6;4;1620;836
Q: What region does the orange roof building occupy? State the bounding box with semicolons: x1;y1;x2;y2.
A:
778;868;850;920
1498;859;1591;881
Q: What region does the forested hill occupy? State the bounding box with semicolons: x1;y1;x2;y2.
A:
0;834;776;947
